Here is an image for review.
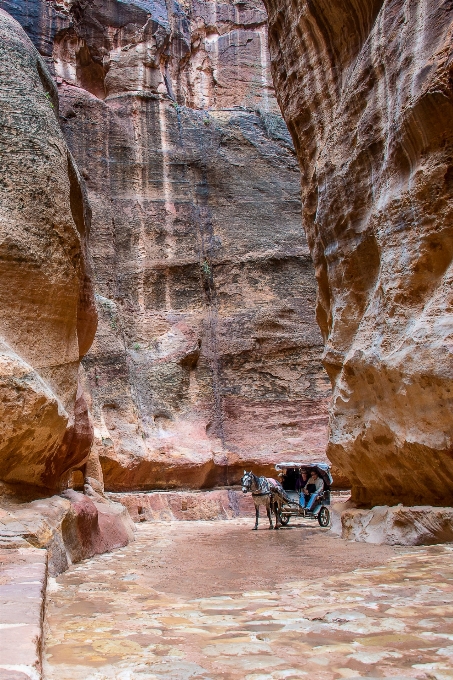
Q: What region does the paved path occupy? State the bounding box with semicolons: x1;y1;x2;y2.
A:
44;519;453;679
0;545;47;680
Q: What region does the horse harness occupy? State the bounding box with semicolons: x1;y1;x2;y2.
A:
252;475;286;498
251;476;272;497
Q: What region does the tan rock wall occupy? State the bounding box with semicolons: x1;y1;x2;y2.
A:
2;0;331;489
0;10;97;494
263;0;453;505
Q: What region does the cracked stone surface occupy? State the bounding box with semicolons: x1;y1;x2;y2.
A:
44;520;453;679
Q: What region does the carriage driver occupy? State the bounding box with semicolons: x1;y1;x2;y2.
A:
304;470;324;511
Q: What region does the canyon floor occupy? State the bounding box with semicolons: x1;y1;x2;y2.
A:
44;519;453;680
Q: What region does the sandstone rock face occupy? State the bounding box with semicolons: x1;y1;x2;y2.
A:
263;0;453;506
0;10;97;494
3;0;331;490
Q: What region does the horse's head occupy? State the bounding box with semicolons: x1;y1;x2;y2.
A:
241;470;254;494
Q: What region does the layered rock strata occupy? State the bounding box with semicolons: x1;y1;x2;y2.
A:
0;9;97;495
2;0;331;490
263;0;453;506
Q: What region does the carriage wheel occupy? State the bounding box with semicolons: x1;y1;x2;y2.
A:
280;514;290;526
318;507;330;527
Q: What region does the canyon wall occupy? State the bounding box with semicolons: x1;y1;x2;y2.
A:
263;0;453;505
1;0;331;490
0;9;97;496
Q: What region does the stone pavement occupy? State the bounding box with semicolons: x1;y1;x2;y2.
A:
0;545;47;680
44;520;453;680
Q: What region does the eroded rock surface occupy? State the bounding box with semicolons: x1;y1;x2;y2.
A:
0;10;97;494
263;0;453;505
3;0;331;490
107;488;255;522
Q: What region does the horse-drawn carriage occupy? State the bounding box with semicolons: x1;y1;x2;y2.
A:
276;462;332;527
241;461;332;529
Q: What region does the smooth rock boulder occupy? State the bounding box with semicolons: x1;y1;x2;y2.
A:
107;488;255;522
0;9;97;493
263;0;453;506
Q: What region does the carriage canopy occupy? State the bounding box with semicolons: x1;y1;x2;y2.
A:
275;462;333;488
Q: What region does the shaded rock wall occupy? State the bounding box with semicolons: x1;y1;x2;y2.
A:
3;0;331;490
0;9;97;495
263;0;453;505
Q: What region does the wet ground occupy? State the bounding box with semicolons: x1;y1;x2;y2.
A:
44;519;453;679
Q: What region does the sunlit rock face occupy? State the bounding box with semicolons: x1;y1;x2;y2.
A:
0;9;97;494
3;0;330;489
262;0;453;506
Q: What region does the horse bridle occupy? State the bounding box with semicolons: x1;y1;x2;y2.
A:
242;472;271;497
241;471;253;494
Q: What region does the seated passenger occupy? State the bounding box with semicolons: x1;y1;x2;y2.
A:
297;471;309;507
305;471;324;511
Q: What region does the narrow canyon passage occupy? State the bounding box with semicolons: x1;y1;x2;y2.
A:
44;521;453;679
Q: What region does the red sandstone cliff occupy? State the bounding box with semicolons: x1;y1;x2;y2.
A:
2;0;331;490
0;9;97;495
263;0;453;505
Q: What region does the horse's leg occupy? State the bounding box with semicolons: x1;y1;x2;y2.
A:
274;498;281;529
253;503;259;530
267;501;273;529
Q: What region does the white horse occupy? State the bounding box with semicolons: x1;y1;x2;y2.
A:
241;470;290;529
241;471;274;529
